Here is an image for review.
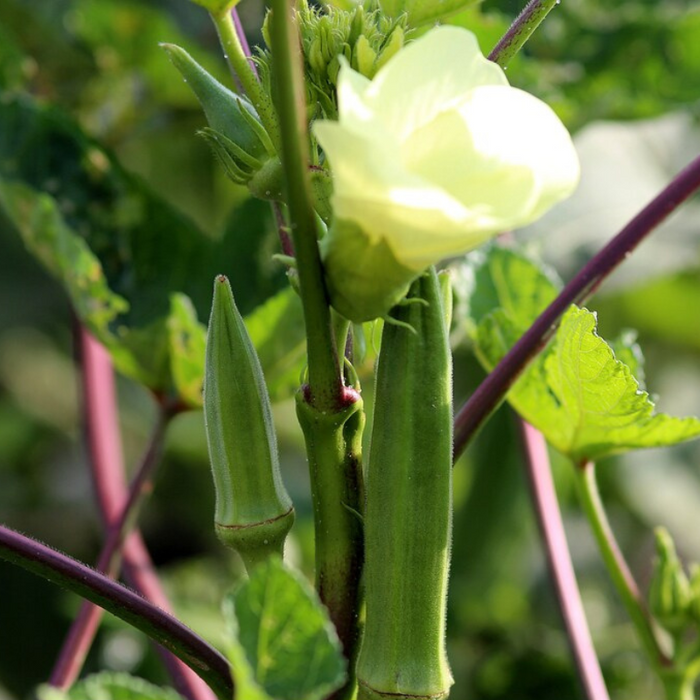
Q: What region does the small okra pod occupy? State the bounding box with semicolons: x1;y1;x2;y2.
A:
357;267;453;700
204;276;294;571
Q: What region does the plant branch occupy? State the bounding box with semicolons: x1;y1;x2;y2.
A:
453;152;700;460
518;420;610;700
488;0;559;67
0;525;233;700
49;393;170;689
73;329;214;700
574;461;669;670
210;9;280;152
268;0;344;410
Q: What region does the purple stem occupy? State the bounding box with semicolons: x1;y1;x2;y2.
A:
0;524;233;700
453;152;700;460
518;420;610;700
49;395;168;689
52;328;215;700
231;8;259;79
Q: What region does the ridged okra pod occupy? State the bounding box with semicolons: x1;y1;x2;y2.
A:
204;276;294;571
358;267;453;700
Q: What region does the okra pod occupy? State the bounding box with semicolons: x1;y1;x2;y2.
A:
358;267;453;700
204;276;294;571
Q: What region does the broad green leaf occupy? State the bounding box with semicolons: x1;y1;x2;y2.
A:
477;305;700;463
38;673;186;700
223;557;346;700
461;245;561;332
0;92;302;402
245;289;306;403
168;293;207;408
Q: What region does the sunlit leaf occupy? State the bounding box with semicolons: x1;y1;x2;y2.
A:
223;557;346;700
466;245;700;462
38;673;185;700
168;293;207;408
477;305;700;462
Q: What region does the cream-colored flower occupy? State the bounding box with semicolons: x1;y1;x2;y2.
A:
314;25;580;322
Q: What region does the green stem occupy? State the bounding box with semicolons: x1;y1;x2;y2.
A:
574;461;669;672
488;0;559;67
268;0;344;411
210;10;281;152
296;392;365;695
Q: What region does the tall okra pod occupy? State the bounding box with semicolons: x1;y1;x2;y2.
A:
358;268;453;700
204;276;294;571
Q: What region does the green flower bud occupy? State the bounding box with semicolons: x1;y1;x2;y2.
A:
204;276;294;571
258;0;409;120
649;527;691;635
161;43;282;199
358;268;453;700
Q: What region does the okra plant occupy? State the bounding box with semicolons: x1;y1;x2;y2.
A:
1;0;700;700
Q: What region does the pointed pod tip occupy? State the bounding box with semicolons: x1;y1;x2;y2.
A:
216;274;229;284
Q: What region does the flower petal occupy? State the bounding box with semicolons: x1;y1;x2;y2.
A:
364;26;508;140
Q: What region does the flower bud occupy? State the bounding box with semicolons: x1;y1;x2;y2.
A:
314;26;579;322
259;1;408;121
204;276;294;571
358;268;453;700
649;527;690;634
161;43;283;199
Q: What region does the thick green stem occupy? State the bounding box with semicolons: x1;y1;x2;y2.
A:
268;0;344;411
296;390;365;694
575;461;669;672
210;10;281;152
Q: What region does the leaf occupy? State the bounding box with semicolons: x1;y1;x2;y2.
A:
223;557;346;700
0;92;301;403
465;245;700;462
244;289;306;403
477;305;700;463
38;672;186;700
460;245;561;332
168;293;207;408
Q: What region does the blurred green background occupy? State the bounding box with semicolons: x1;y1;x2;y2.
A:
0;0;699;698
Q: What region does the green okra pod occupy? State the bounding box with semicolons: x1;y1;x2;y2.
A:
204;275;294;571
357;267;453;700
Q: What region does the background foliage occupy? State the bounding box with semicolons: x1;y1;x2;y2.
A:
0;0;699;698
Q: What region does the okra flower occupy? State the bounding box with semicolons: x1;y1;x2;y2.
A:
314;25;580;322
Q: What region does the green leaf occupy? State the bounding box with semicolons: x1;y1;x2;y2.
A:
168;293;207;408
477;305;700;463
465;245;700;462
461;245;561;332
245;288;306;403
38;672;186;700
223;557;346;700
0;92;301;402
